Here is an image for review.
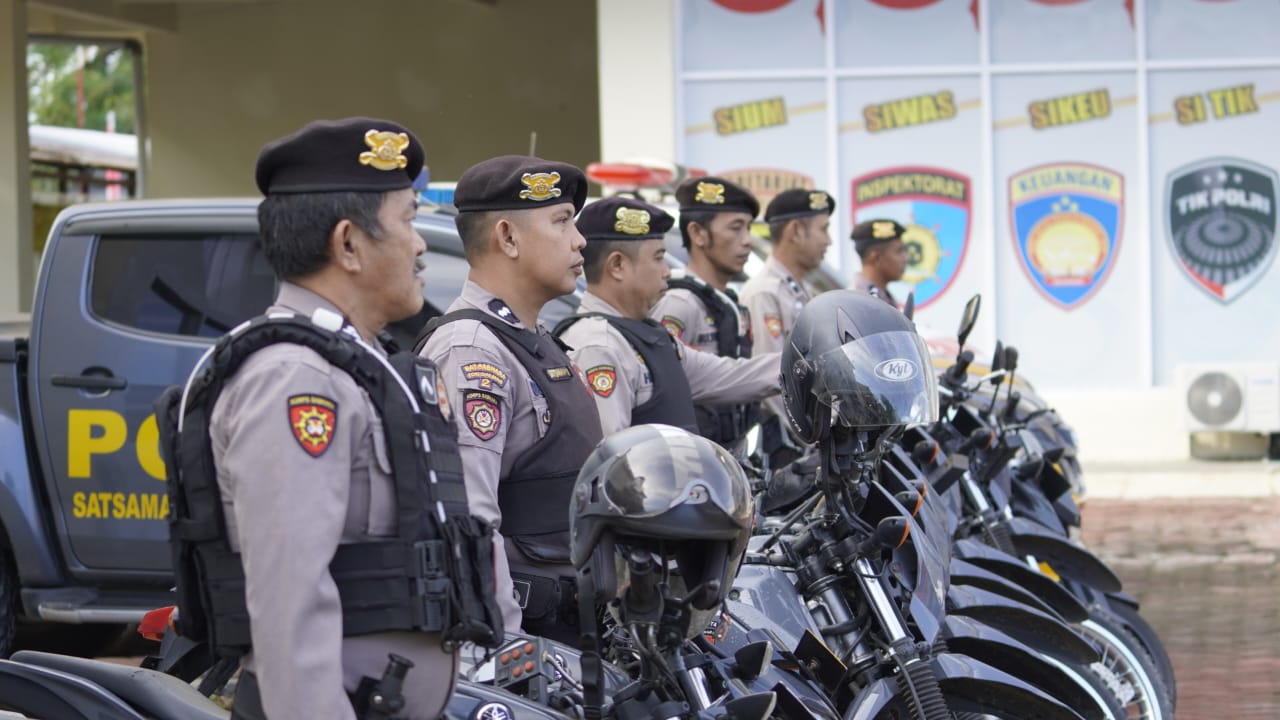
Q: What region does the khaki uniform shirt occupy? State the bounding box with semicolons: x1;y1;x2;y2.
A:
559;292;782;437
211;283;456;720
739;257;813;425
650;269;750;355
851;273;898;307
417;280;567;632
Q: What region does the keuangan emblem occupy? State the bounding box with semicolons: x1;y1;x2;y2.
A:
358;130;410;171
520;172;563;201
1165;157;1277;304
694;181;726;205
1009;162;1123;310
614;207;651;235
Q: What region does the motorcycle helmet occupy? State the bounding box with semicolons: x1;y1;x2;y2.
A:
782;290;939;445
570;424;754;640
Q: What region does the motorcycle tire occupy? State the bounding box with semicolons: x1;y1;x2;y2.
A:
1102;598;1177;709
1078;603;1175;720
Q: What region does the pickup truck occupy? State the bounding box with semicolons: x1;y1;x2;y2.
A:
0;198;579;655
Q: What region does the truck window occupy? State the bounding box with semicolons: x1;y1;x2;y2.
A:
90;234;276;338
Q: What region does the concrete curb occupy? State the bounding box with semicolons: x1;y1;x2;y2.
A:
1082;460;1280;499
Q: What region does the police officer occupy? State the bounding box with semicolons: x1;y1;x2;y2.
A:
416;155;603;643
649;176;761;450
556;196;781;437
208;118;459;720
850;218;909;307
739;188;834;432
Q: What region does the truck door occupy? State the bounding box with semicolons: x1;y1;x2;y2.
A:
30;218;275;576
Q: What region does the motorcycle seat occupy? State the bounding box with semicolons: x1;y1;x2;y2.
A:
10;650;228;720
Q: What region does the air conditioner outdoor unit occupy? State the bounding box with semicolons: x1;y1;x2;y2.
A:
1175;363;1280;433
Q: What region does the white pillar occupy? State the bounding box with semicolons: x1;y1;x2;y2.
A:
0;0;33;314
596;0;677;163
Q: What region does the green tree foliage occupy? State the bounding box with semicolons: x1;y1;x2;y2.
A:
28;43;135;133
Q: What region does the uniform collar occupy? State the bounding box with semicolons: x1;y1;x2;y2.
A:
675;267;740;305
458;279;529;330
273;281;347;319
765;256;810;301
271;281;387;357
579;291;625;317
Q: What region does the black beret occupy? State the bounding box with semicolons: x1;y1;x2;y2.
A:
577;196;674;241
675;176;760;218
254;117;424;195
453;155;587;214
851;218;907;249
764;188;836;222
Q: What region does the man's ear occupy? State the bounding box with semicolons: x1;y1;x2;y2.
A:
783;219;802;244
329;219;361;273
494;215;520;260
605;248;628;282
689;220;710;248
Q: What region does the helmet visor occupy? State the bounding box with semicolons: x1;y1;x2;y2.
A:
599;426;753;526
811;331;939;428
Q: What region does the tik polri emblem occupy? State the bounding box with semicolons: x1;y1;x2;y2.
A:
1165;157;1278;304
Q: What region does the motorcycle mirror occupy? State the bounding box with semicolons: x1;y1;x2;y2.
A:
724;692;778;720
1003;346;1019;373
902;292;915;321
957;294;981;347
733;640;774;682
990;340;1004;372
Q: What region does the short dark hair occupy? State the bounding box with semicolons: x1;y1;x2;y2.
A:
678;209;717;250
582;240;641;284
454;210;507;261
258;191;386;280
767;218;794;245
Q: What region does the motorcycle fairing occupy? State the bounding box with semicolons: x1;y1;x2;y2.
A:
952;539;1089;623
946;584;1098;666
1008;516;1123;592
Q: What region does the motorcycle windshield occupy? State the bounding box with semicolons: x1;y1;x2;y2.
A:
811;331;940;428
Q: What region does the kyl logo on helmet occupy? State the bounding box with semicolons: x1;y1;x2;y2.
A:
875;358;918;382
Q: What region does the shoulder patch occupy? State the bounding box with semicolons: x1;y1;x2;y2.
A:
461;361;508;390
764;315;783;338
463;390;502;440
288;394;338;457
586;365;617;398
660;315;685;337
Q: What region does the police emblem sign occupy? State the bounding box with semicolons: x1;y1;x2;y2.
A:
1165;158;1278;304
850;167;971;309
1009;163;1123;310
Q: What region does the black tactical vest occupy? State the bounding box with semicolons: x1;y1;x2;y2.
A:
417;309;603;565
156;315;504;659
554;313;699;434
665;277;759;445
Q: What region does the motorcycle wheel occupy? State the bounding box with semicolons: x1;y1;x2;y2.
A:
1102;599;1176;708
1078;604;1174;720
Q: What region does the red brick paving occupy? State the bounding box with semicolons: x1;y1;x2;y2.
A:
1081;497;1280;720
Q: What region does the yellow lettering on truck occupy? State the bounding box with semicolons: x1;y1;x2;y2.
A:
67;410;127;478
